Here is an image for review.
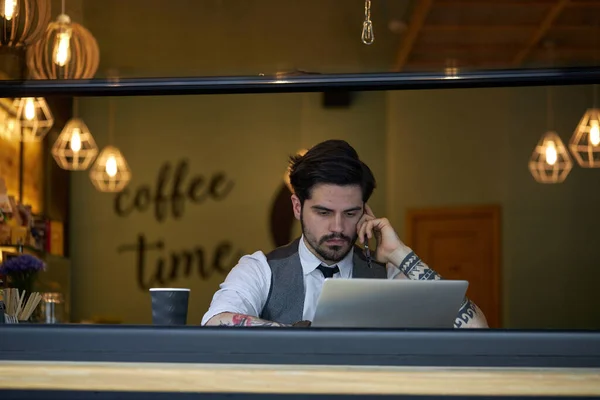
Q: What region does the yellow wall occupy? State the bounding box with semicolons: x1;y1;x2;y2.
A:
387;85;600;329
66;0;600;328
71;92;387;324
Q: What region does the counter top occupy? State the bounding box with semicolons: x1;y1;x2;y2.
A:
2;361;600;397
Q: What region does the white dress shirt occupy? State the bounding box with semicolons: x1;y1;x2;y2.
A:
201;236;402;325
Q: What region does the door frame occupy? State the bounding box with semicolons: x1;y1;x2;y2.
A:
405;205;502;328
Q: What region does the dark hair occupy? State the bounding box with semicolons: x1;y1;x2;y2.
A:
288;139;376;204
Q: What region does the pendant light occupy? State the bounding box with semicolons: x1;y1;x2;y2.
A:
26;0;99;80
528;131;573;184
568;21;600;168
528;85;573;184
569;97;600;168
361;0;374;45
51;98;99;170
89;99;131;193
13;97;54;142
528;42;573;184
0;0;51;48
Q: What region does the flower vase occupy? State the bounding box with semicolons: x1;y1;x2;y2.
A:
8;274;35;295
0;254;46;323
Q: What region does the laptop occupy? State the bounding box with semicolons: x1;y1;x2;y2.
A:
311;278;469;328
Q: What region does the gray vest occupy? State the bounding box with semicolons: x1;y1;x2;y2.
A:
260;238;387;324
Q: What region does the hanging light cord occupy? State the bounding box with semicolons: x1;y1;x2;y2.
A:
108;99;115;146
545;42;555;131
547;86;554;131
593;16;599;108
61;0;66;14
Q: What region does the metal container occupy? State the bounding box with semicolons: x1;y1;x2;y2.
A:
39;292;64;324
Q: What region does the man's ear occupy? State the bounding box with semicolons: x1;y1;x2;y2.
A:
291;194;302;220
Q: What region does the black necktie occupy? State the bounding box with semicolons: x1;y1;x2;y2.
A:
317;265;339;279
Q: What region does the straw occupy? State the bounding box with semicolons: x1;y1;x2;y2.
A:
19;292;42;321
3;288;43;323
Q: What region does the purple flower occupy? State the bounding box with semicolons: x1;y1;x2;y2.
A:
0;254;46;275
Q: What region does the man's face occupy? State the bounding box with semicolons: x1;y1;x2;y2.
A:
291;183;363;264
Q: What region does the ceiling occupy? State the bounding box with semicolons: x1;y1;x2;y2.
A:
72;0;600;78
393;0;600;72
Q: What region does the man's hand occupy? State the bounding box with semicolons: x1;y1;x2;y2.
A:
357;204;410;266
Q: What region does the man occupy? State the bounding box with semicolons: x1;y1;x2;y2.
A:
202;140;488;328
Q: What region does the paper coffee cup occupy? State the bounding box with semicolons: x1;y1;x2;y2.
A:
149;288;190;325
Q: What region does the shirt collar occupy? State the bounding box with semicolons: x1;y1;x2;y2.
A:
298;235;354;278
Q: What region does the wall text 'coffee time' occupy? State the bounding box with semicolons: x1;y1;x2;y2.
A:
113;159;242;290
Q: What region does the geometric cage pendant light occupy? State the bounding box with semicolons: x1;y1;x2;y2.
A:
569;85;600;168
89;99;131;193
12;97;54;142
51;98;98;170
528;130;573;184
528;86;573;184
569;108;600;168
570;19;600;168
89;145;131;192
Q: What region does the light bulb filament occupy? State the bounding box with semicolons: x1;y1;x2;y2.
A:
24;98;35;121
545;141;558;166
105;155;118;177
70;128;81;152
3;0;17;20
53;30;72;67
361;20;374;45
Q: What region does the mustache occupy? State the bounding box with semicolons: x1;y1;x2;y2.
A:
319;233;352;245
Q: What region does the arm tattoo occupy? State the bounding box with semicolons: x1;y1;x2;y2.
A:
398;252;487;328
218;313;286;327
398;251;442;281
454;298;478;328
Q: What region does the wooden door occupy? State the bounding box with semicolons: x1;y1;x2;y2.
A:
406;205;501;328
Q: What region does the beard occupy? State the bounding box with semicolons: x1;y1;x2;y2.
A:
300;211;358;263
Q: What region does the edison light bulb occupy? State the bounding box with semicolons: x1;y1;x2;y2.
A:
1;0;18;21
24;98;35;121
70;128;82;152
52;15;72;67
589;120;600;147
361;0;374;45
105;155;118;177
545;141;558;166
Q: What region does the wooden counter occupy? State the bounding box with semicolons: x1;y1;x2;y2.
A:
2;325;600;398
1;361;599;397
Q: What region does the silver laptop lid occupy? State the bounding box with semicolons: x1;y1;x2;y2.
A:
311;279;468;328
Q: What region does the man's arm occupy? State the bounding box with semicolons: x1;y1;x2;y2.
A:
201;253;310;328
205;312;288;327
201;252;278;326
358;204;489;329
389;249;489;328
